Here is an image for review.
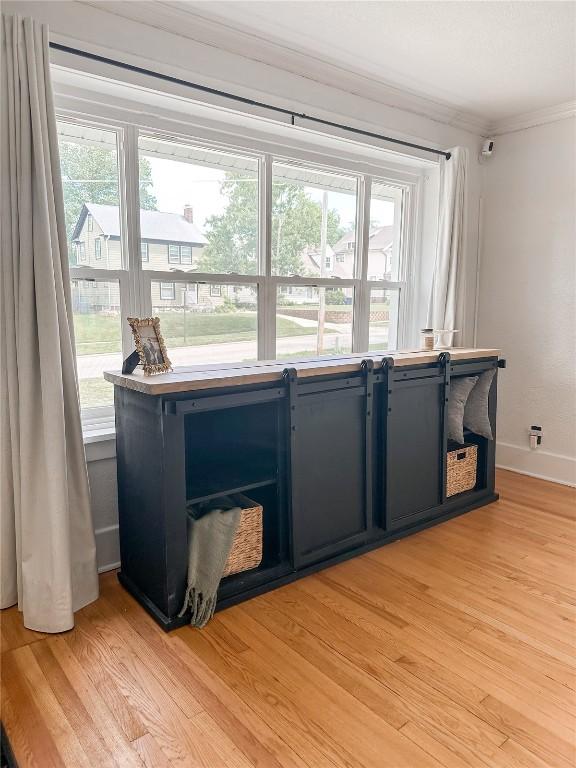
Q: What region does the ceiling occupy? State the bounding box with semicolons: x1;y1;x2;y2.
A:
167;0;576;127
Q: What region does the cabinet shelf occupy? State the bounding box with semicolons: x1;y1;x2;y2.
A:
186;474;277;506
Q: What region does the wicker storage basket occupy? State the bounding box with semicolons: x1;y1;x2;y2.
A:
446;442;478;497
222;493;263;578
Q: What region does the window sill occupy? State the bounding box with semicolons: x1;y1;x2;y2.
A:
84;425;115;444
83;425;116;462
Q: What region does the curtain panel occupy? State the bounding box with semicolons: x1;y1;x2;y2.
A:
0;14;98;632
427;146;468;333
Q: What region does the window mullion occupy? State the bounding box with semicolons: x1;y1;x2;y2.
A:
259;154;275;360
122;125;148;333
352;175;371;353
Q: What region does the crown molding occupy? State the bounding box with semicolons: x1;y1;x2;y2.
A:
489;100;576;136
81;0;491;136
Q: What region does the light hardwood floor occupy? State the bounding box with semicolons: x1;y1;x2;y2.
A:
2;470;575;767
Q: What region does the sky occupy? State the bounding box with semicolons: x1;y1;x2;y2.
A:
148;156;394;233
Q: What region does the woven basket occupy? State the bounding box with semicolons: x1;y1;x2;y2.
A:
222;493;263;578
446;442;477;497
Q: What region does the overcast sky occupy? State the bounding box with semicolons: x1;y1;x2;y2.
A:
148;157;394;232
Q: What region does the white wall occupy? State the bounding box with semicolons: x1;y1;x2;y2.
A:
4;0;492;569
477;118;576;485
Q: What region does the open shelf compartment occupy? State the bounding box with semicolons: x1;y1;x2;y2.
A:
184;399;290;592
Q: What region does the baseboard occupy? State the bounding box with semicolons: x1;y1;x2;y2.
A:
496;441;576;487
94;524;120;573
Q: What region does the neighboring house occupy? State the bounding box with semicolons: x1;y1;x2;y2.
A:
332;225;395;281
71;202;208;270
279;244;345;304
71;203;253;313
280;226;395;306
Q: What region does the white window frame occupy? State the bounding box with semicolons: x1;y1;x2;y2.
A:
160;281;176;300
180;245;192;265
56;104;426;433
141;241;149;262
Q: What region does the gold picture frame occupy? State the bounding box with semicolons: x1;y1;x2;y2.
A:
127;317;172;376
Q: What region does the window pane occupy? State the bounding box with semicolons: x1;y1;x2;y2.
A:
71;279;122;408
139;136;259;274
58;122;123;269
368;288;400;352
271;164;357;278
276;286;353;359
151;281;258;364
368;182;402;281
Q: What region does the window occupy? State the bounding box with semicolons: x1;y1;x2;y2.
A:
271;163;357;278
138;136;259;275
58;121;125;418
368;288;400;352
160;282;175;300
59;121;123;270
167;244;193;266
58;114;416;427
71;278;122;409
276;286;353;360
368;181;403;281
151;281;258;364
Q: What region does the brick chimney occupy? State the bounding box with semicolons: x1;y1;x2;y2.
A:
183;205;194;223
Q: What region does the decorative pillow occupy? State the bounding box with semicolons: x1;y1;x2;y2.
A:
447;376;478;443
464;368;496;440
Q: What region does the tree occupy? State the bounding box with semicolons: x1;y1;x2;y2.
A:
200;173;344;275
59;143;157;243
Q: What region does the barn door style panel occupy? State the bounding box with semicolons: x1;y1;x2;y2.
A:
285;369;371;569
384;357;449;529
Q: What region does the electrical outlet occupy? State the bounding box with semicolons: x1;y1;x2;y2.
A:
529;425;543;449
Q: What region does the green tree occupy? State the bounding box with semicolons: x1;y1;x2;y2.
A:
59;142;157;244
200;173;344;275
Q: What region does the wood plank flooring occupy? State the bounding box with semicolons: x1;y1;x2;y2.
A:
2;469;575;767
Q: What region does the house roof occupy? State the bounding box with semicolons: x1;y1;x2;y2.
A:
368;225;394;251
332;225;393;254
301;245;351;279
72;203;208;246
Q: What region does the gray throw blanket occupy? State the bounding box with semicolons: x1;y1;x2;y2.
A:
178;500;241;628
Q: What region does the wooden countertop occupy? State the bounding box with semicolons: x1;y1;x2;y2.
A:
103;348;500;396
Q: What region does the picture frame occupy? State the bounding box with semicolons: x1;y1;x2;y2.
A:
127;317;172;375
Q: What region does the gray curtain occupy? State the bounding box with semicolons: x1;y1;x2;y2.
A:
427;146;467;332
0;14;98;632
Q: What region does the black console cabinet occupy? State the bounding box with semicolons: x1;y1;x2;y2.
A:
110;352;501;630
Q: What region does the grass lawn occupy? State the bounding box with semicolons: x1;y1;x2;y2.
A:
79;378;115;408
74;311;317;355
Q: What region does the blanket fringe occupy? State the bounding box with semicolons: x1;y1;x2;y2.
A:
178;585;217;628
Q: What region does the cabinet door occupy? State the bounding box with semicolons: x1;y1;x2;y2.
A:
292;387;368;568
385;377;444;528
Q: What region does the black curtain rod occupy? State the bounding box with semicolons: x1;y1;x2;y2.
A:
49;42;451;161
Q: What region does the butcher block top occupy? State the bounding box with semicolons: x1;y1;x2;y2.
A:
103;347;500;396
